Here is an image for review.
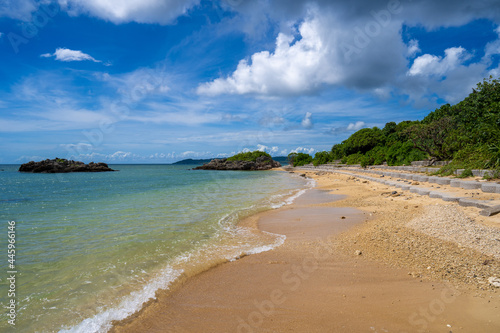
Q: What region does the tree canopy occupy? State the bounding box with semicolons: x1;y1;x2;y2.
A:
295;77;500;172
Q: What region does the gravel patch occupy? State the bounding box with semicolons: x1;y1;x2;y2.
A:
406;205;500;259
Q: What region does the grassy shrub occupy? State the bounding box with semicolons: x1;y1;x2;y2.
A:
458;168;473;178
227;151;272;162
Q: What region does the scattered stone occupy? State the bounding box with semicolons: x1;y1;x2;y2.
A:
341;216;346;219
355;250;362;256
488;277;500;288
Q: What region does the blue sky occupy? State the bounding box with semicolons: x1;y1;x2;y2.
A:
1;0;500;163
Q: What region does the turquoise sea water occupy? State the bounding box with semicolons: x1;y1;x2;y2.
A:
0;164;308;332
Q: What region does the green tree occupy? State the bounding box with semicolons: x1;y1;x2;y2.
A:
342;127;384;155
331;144;345;160
312;151;333;166
405;117;457;160
288;153;313;167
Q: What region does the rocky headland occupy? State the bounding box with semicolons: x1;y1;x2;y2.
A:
194;155;281;171
19;158;116;173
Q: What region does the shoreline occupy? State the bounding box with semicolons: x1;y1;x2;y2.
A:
52;168;306;333
111;170;500;332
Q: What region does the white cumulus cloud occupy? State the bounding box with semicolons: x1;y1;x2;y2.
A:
301;112;313;129
197;9;339;96
330;121;366;135
407;47;471;77
241;145;281;155
407;39;421;57
256;144;268;152
290;147;315;155
347;121;365;131
58;0;200;24
109;151;132;159
41;48;101;62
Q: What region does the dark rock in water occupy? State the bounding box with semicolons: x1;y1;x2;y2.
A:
19;158;116;173
193;156;281;171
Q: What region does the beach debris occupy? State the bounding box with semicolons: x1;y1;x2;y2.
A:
300;173;306;178
412;181;420;185
488;276;500;288
482;259;494;265
355;250;362;256
341;216;346;219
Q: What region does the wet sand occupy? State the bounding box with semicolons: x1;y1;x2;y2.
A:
112;175;500;332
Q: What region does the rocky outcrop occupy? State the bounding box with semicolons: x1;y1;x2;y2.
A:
194;156;281;171
19;158;116;173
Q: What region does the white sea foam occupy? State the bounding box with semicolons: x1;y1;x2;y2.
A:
59;267;183;333
270;172;317;209
61;208;290;333
270;188;308;209
228;231;287;261
59;171;302;333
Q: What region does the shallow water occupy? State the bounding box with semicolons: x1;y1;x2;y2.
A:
0;164;308;332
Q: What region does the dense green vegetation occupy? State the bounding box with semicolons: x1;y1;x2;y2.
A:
288;152;313;167
289;77;500;173
227;151;273;162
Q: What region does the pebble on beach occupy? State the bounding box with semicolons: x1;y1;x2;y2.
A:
488;276;500;288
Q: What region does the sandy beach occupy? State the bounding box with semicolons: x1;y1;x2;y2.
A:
112;170;500;332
